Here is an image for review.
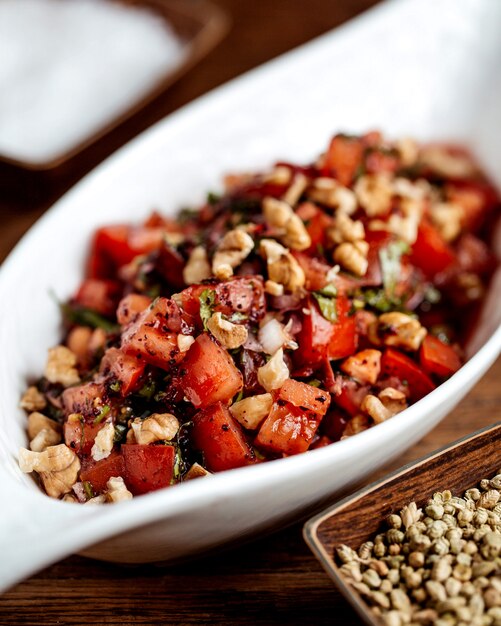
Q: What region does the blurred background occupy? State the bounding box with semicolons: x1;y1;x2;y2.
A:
0;0;379;261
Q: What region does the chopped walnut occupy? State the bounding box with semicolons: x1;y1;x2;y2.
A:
340;349;382;385
106;476;133;503
212;229;254;279
66;326;93;365
183;245;211;285
419;146;477;179
28;411;62;452
307;177;357;214
230;393;273;430
260;239;305;293
85;495;107;505
333;241;369;276
206;312;248;349
455;272;485;301
394;137;419;168
328;212;365;245
393;177;430;200
262;165;292;186
131;413;179;445
354;174;393;217
372;312;427;351
20;386;47;412
185;462;211;480
91;421;115;462
19;444;80;498
262;197;311;251
177;334;195;353
429;202;463;242
44;345;80;387
264;280;284;296
362;387;407;424
342;414;371;438
89;328;107;354
282;173;308;207
257;348;289;392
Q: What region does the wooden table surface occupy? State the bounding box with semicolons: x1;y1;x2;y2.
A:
1;1;500;624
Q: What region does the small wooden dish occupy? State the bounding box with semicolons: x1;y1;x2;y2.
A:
303;422;501;626
0;0;229;197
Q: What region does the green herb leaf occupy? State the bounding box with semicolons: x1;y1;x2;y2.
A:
307;379;321;388
113;423;127;443
61;303;119;333
138;380;156;401
207;191;221;205
199;288;216;330
93;404;110;425
379;240;409;299
83;481;95;501
313;293;338;323
109;381;121;393
317;283;338;297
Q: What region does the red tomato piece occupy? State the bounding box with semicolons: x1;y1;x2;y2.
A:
419;335;462;379
410;220;456;278
64;419;105;455
80;452;125;494
340;349;382;385
381;348;435;402
155;242;187;290
295;202;332;254
62;382;106;417
191;402;256;472
295;297;357;368
332;377;370;417
117;294;152;326
275;379;330;416
177;333;243;408
99;347;145;396
322;134;364;186
121;444;175;495
456;234;496;276
74;278;122;317
122;324;182;370
365;149;399;174
292;252;332;292
255;401;323;455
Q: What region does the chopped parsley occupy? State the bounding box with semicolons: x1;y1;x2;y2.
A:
61;302;119;333
199;288;216;329
83;481;95;501
93;404;110;425
379;240;409;299
313;292;338;323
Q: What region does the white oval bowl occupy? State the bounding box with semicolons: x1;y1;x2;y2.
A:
1;0;501;592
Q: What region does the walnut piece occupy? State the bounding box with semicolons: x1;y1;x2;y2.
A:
307;177;357;214
262;165;292;186
20;386;47;412
262;196;311;251
342;415;371;438
19;444;80;498
185;462;211;481
257;348;289;392
419;146;477;179
45;345;80;387
394;137;419;168
212;229;254;279
282;173;308;207
264;280;284;296
430;202;463;242
177;334;195;353
91;421;115;462
354;174;393;217
107;476;133;503
230;393;273;430
328;212;365;245
260;239;305;293
131;413;179;445
28;411;62;453
183;245;211;285
333;241;369;276
206;312;248;349
372;312;427;351
362;387;407;424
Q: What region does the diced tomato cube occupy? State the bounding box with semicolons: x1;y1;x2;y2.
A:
275;379;330;416
122;324;182;370
456;233;496;276
121;444;175;495
295;296;357;368
178;333;243;408
74;278;122;317
155;242;187;290
322;134;364;186
340;349;382;385
62;382;106;417
117;294;152;325
64;419;105;455
332;377;370;417
410;220;456;278
381;348;435;402
365;148;399;174
80;452;125;493
99;347;145;396
255;401;323;455
419;335;462;379
191;402;256;472
293;252;332;292
295;202;332;254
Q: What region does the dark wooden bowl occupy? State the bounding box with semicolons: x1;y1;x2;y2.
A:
0;0;229;198
303;422;501;626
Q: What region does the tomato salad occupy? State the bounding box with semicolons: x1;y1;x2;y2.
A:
18;131;500;503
